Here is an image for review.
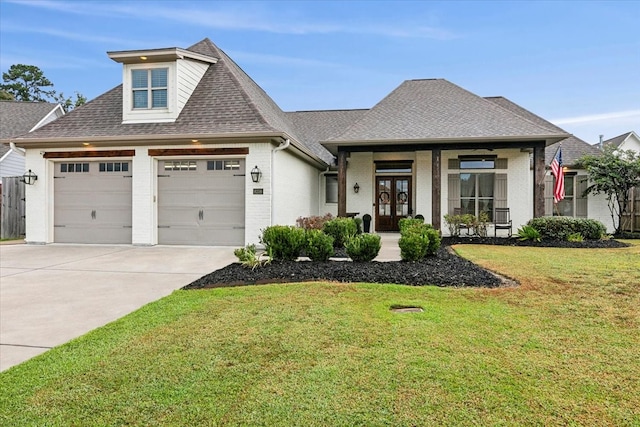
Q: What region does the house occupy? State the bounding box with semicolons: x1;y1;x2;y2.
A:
11;38;601;246
603;131;640;154
484;96;613;229
0;101;65;179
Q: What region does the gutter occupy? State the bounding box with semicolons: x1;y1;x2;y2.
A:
10;142;26;157
271;138;291;224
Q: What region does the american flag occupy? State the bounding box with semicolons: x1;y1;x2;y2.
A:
550;147;565;203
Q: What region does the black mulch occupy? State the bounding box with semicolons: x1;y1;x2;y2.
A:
183;237;629;291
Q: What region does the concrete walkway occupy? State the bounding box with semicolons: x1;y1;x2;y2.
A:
375;233;401;261
0;244;236;371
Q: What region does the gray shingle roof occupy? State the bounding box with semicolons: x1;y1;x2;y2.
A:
602;132;633;149
327;79;567;143
1;100;61;157
485;96;602;166
0;101;60;139
285;109;368;147
15;38;334;165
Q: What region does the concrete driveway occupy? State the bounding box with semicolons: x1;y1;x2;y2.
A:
0;243;236;371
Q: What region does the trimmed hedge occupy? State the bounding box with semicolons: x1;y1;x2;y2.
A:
345;234;381;262
260;225;306;261
323;218;358;247
305;229;335;262
398;219;441;261
527;217;606;240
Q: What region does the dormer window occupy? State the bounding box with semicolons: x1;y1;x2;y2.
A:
108;46;218;124
132;68;168;109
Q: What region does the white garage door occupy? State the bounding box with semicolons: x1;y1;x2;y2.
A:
157;159;245;246
54;161;132;243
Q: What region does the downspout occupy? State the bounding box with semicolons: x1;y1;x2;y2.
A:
10;142;26;156
271;138;290;224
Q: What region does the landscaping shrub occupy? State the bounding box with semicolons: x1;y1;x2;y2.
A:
399;231;429;261
567;232;584;242
354;217;363;234
398;221;441;260
260;225;306;261
345;234;381;262
527;217;606;240
305;229;334;261
323;218;358;247
517;225;541;242
296;213;334;230
234;244;263;270
398;217;425;234
444;214;462;236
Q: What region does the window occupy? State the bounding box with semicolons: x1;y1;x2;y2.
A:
554;175;575;216
325;175;338;203
207;160;240;171
164;161;196;171
375;161;412;174
459;156;496;169
132;68;168;109
99;162;129;173
460;173;494;221
60;163;89;173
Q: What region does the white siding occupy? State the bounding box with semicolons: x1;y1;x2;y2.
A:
0;150;25;178
618;134;640;154
176;59;209;114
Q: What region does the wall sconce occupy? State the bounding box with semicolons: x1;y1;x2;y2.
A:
353;182;360;193
22;169;38;185
250;165;262;183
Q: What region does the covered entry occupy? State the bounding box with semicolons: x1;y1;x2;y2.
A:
157;159;245;245
54;160;132;243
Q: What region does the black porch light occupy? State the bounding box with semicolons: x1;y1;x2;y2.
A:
353;182;360;193
22;169;38;185
250;165;262;183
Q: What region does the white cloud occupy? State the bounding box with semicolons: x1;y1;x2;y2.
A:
552;110;640;125
7;0;459;40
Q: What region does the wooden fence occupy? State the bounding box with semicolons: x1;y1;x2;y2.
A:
1;176;26;239
621;187;639;233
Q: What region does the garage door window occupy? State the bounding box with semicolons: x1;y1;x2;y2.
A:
99;162;129;172
165;161;196;171
207;160;241;171
60;163;89;173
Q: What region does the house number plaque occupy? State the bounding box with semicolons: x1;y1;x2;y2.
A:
253;188;264;195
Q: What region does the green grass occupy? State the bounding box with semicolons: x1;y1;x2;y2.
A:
1;242;639;426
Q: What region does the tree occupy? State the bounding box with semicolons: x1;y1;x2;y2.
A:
578;146;640;234
1;64;56;102
1;64;86;111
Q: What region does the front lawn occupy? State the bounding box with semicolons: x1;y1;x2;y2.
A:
1;242;638;426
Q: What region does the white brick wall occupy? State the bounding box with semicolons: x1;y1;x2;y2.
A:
415;151;432;223
272;148;320;226
24;149;51;243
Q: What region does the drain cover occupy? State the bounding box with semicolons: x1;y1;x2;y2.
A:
390;306;423;313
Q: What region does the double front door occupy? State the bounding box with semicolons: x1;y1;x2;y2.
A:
376;177;411;231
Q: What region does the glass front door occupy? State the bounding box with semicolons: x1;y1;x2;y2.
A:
376;177;411;231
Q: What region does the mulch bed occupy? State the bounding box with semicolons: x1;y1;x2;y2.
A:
183;237;630;291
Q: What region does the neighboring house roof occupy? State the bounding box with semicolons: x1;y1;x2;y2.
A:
0;101;63;157
14;38;334;165
325;79;568;146
485;96;601;167
603;131;639;150
285;109;369;147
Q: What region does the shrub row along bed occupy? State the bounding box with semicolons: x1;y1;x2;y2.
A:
184;245;503;289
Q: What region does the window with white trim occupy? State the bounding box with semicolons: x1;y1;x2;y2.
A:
325;175;338;203
132;68;168;109
460;173;494;221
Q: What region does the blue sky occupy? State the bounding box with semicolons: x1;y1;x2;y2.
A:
1;0;638;144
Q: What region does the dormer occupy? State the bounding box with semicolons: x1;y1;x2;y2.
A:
108;47;218;124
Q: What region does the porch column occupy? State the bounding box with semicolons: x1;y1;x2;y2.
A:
338;149;347;217
431;148;441;230
533;142;546;218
